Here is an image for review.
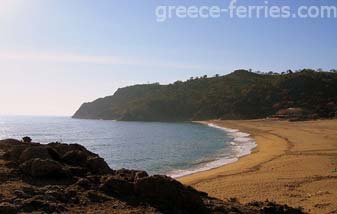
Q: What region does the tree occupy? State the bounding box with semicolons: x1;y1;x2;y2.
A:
73;69;337;122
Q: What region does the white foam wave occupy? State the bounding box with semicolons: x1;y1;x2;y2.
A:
230;142;237;146
167;157;238;178
168;123;256;179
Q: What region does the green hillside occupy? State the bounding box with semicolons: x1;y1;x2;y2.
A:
73;69;337;121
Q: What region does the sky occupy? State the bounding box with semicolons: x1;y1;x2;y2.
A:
0;0;336;116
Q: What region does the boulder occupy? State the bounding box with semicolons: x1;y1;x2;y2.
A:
74;178;93;189
0;139;22;146
48;143;91;157
99;176;134;196
46;147;61;161
44;189;68;203
14;190;32;199
61;150;88;166
19;147;58;163
0;138;305;214
21;186;39;196
134;175;205;212
0;202;17;214
87;191;111;203
2;147;27;161
63;188;80;204
20;158;70;179
86;157;112;174
135;171;149;180
114;169;148;182
20;197;67;213
67;166;88;177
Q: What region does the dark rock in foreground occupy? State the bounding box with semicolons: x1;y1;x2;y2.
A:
0;138;304;214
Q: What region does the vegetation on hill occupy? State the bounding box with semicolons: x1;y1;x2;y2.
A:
73;69;337;121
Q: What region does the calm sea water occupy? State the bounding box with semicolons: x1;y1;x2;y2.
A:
0;116;255;177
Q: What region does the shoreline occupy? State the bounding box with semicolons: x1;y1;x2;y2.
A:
179;119;282;185
168;121;257;179
0;136;305;213
179;119;337;214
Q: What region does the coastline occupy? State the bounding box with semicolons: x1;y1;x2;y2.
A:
179;119;337;214
168;121;256;178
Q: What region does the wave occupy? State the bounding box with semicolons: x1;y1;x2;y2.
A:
167;123;256;178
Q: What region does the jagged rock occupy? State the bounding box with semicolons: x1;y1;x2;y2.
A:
19;147;53;163
2;147;27;161
247;201;303;214
67;166;88;177
61;150;88;166
135;170;149;180
20;197;67;213
44;189;67;203
114;169;148;182
48;143;92;157
20;158;70;179
99;176;134;196
0;139;305;214
14;190;32;199
86;157;112;174
64;188;80;204
21;187;39;196
0;202;17;214
87;191;111;203
85;175;102;186
74;178;93;189
135;175;205;212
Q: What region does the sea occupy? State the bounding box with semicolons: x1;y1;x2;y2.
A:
0;116;256;178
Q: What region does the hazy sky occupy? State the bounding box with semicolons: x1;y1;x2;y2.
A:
0;0;336;116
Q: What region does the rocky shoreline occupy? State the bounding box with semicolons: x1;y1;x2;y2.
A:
0;138;303;214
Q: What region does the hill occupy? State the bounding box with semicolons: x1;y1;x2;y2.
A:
73;69;337;121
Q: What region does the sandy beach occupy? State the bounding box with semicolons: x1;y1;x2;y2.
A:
179;119;337;214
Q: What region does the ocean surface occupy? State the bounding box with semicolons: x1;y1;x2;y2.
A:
0;116;256;177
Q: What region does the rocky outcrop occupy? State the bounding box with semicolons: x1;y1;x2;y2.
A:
0;138;304;214
134;175;205;212
20;158;70;179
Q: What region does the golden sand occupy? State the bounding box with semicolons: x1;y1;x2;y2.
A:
179;119;337;214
